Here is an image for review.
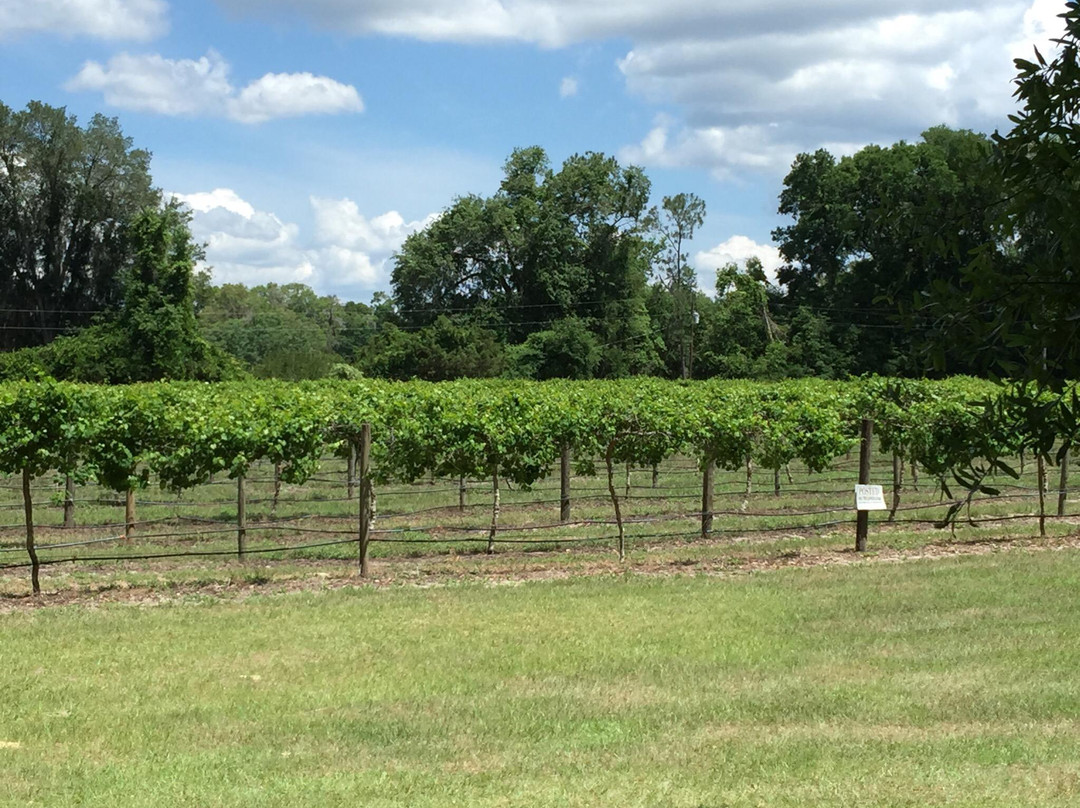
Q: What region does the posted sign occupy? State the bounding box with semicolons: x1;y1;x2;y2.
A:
854;484;887;511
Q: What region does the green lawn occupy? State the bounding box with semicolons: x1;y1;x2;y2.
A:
3;550;1080;806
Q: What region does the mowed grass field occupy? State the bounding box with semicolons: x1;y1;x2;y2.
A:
3;549;1080;807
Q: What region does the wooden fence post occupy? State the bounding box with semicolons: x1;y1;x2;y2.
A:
560;445;571;523
272;461;282;516
888;451;902;522
701;458;715;539
22;469;40;596
1059;448;1070;517
1037;455;1047;538
741;457;753;511
237;474;247;558
856;418;873;552
125;489;135;541
358;424;372;577
605;441;625;561
487;466;500;555
63;474;76;529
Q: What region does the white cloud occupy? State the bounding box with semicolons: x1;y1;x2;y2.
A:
170;188;434;296
621;115;796;180
66;50;363;123
67;51;233;117
171;188;308;285
311;197;437;254
1011;0;1067;60
615;4;1058;175
0;0;166;41
559;76;579;98
229;73;364;124
696;236;784;288
214;1;1069;176
171;188;256;219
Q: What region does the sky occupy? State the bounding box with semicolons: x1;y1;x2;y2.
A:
0;0;1068;300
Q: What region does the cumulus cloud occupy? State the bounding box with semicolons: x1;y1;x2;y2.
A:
696;236;784;288
170;188;433;295
310;196;436;287
559;76;578;98
615;2;1066;176
66;50;363;123
229;72;364;124
621;115;798;180
214;0;1068;175
170;188;310;286
311;197;437;255
0;0;166;41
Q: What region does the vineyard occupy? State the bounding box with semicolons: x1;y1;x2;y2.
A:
1;376;1077;596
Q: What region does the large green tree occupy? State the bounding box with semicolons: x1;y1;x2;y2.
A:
391;147;660;379
0;101;158;348
925;2;1080;387
697;258;789;379
773;126;1004;376
0;203;237;382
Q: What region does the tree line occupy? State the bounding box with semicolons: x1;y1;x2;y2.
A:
2;4;1077;387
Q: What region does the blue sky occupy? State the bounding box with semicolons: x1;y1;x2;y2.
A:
0;0;1066;301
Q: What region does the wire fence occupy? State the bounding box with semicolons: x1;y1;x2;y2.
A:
0;447;1075;587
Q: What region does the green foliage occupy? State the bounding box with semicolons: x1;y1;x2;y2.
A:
506;317;601;380
0;379;91;475
1;377;1051;501
119;204;232;381
327;363;364;381
0;100;158;349
647;193;707;379
0;204;242;383
389;147;658;379
198;283;339;379
773;127;1004;376
924;3;1080;387
358;317;506;381
697;260;788;379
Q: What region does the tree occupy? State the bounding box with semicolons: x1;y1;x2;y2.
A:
0;203;238;382
649;193;706;378
772;128;1004;376
119;203;221;379
390;147;658;378
697;258;790;379
506;317;601;380
0;101;158;348
358;317;505;380
925;2;1080;387
198;282;339;378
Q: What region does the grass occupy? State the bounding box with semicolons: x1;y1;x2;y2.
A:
2;550;1080;806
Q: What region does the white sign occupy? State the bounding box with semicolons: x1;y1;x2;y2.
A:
855;484;887;511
